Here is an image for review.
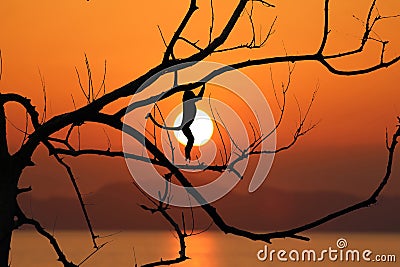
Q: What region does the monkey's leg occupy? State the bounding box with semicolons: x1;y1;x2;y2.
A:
182;124;194;161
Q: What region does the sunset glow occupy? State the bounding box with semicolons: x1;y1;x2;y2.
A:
2;1;400;266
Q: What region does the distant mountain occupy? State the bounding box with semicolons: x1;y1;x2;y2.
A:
18;181;400;232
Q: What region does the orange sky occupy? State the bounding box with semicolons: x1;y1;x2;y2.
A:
1;0;400;200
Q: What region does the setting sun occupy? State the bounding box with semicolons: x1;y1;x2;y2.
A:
173;109;214;146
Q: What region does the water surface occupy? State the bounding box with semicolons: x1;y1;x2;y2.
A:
10;231;399;266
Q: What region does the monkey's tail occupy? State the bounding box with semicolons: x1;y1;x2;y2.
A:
146;113;182;131
160;125;182;131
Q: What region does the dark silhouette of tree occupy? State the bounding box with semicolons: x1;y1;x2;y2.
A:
0;0;400;266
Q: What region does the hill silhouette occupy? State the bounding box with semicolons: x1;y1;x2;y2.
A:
18;181;400;232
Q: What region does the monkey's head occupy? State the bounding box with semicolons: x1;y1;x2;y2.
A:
183;90;195;101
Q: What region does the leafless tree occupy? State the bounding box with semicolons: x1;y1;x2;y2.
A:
1;0;399;266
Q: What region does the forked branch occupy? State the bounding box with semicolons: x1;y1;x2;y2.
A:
267;117;400;239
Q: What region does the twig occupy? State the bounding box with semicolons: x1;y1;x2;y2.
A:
38;68;47;123
157;25;168;48
162;0;198;62
49;149;99;249
133;183;189;266
208;95;228;164
78;242;109;266
208;0;214;45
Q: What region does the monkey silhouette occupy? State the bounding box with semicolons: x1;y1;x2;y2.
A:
146;84;206;161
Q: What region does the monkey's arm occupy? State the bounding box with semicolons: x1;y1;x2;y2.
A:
196;84;206;99
145;113;182;130
158;82;204;101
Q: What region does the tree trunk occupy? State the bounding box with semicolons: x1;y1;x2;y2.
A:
0;163;17;267
0;194;14;267
0;104;18;267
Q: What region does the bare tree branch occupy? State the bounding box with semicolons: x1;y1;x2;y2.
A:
88;113;310;242
252;0;275;8
14;0;399;167
133;183;189;266
177;37;203;52
208;0;215;45
48;148;99;249
317;0;330;54
163;0;198;62
267;118;400;239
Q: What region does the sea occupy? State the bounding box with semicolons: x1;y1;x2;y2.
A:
10;231;399;266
